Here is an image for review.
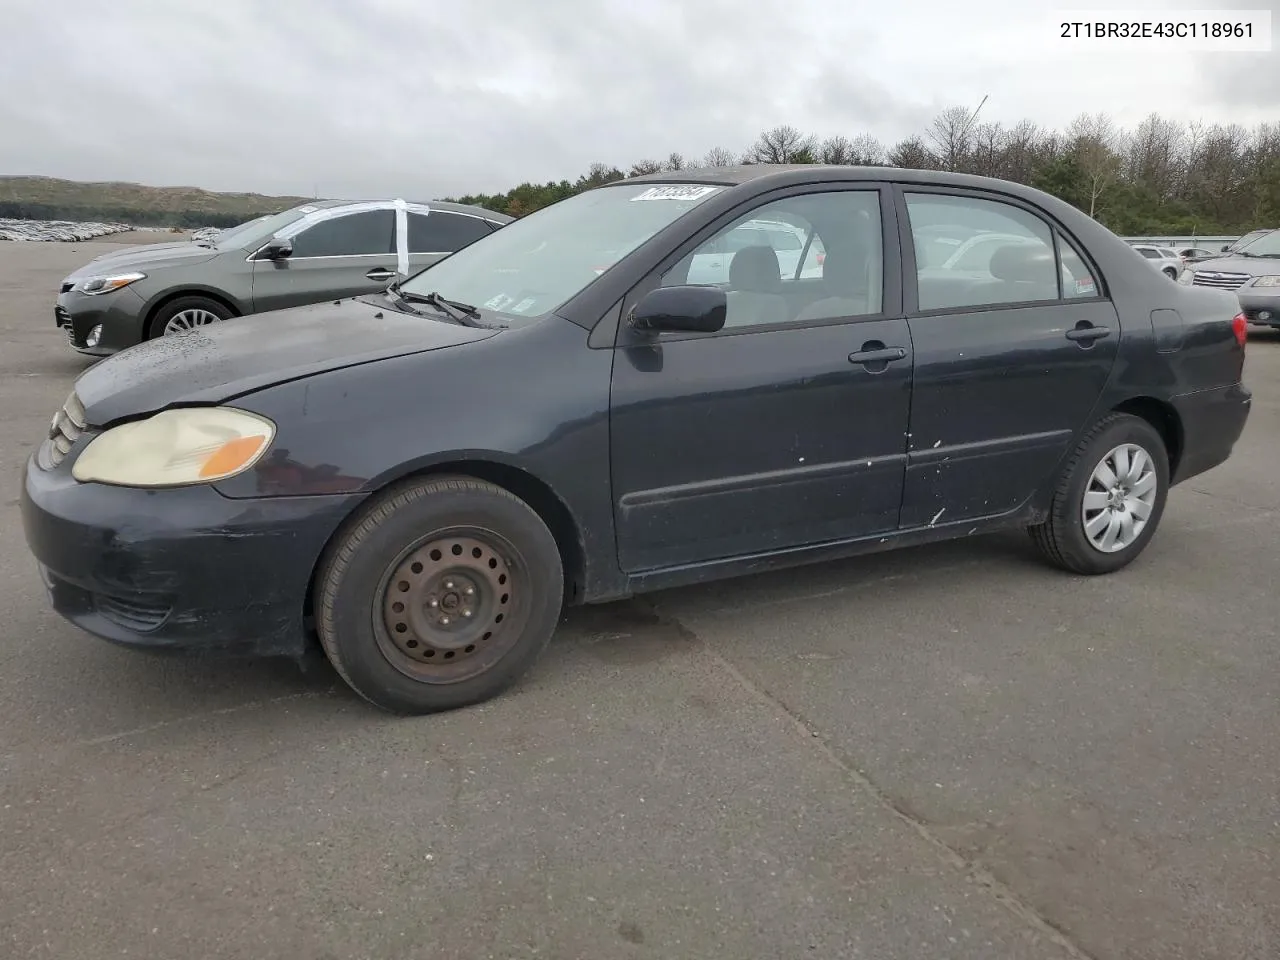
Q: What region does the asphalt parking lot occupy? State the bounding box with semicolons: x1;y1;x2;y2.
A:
1;238;1276;960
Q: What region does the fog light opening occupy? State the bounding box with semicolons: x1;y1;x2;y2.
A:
85;324;103;348
1259;311;1272;322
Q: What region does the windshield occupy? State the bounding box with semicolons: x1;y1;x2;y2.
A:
1237;230;1280;257
398;182;725;319
211;206;316;250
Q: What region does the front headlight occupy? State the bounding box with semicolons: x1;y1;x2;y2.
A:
1250;275;1280;288
75;272;146;295
1177;269;1194;285
72;407;275;487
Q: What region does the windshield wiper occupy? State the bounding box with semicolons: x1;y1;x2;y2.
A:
400;290;482;325
383;282;424;316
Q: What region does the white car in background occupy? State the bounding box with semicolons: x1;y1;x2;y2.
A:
686;218;822;285
1129;243;1184;280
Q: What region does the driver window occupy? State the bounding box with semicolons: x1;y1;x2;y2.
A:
289;210;395;259
660;190;883;330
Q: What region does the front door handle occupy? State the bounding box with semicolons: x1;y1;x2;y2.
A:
848;344;907;365
366;268;396;282
1065;323;1111;344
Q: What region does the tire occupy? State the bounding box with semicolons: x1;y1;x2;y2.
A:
315;475;564;714
1163;267;1178;280
1028;413;1170;575
147;295;233;339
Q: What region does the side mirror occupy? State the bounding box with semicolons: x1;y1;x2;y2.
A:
259;237;293;260
630;285;727;334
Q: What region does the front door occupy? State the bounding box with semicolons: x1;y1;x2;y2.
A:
609;186;914;572
251;208;397;313
897;188;1120;528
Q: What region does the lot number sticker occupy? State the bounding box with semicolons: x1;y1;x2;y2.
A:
631;185;721;202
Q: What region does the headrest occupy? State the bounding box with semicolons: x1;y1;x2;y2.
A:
821;241;870;295
729;245;783;292
988;243;1056;283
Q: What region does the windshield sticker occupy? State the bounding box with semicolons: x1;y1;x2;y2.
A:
484;293;516;311
1074;277;1097;296
510;297;538;314
631;185;721;202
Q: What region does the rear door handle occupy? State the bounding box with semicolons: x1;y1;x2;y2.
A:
366;268;396;282
848;345;907;365
1065;324;1111;344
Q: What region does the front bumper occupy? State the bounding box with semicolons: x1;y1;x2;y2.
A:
1236;289;1280;327
1170;381;1252;485
55;286;149;356
20;455;366;657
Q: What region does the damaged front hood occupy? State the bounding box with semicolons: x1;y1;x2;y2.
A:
74;297;499;425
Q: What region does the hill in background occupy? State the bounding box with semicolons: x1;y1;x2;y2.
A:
0;175;312;229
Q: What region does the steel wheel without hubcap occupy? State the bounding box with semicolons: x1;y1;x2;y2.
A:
162;308;222;335
1081;442;1159;553
376;531;528;683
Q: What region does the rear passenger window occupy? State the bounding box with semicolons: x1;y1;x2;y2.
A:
905;193;1059;311
408;212;493;253
1058;234;1099;298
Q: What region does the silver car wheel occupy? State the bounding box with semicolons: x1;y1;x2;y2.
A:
162;308;222;335
1081;442;1159;554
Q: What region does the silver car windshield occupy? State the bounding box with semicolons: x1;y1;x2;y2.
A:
398;182;725;319
213;207;315;250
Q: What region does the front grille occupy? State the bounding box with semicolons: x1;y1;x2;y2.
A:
64;323;79;348
39;391;86;470
1192;271;1251;290
95;593;171;632
55;305;71;325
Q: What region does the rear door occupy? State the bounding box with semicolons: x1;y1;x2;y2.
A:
250;208;397;313
405;210;496;274
897;187;1119;527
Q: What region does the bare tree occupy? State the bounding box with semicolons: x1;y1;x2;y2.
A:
926;106;978;172
848;134;886;165
819;135;854;164
627;159;663;178
745;125;819;164
969;121;1007;177
887;136;937;170
664;152;686;171
1125;113;1186;200
702;146;736;167
1067;112;1123;218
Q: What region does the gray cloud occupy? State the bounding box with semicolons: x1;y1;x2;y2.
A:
0;0;1273;200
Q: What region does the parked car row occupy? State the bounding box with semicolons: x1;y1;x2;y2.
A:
1177;228;1280;329
22;164;1252;714
55;198;512;355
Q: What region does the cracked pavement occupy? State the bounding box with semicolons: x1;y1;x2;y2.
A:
1;239;1276;959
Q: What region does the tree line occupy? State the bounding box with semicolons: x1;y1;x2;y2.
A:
447;109;1280;236
0;201;263;230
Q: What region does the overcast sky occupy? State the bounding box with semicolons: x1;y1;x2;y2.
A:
0;0;1273;200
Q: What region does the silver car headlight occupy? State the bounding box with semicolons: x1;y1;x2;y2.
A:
74;272;146;295
1250;275;1280;288
72;407;275;487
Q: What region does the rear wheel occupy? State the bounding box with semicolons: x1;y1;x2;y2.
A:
1028;413;1170;575
315;476;564;714
148;295;232;339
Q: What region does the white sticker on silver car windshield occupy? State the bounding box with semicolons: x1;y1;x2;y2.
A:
484;294;515;311
511;297;538;313
631;185;720;202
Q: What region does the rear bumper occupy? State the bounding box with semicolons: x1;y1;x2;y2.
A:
21;455;364;657
1170;381;1252;485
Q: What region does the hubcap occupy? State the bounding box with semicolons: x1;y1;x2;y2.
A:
162;308;221;335
1081;442;1159;554
377;533;525;683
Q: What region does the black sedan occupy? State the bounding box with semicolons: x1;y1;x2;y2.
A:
21;165;1252;714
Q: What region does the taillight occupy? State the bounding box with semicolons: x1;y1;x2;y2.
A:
816;253;825;265
1231;311;1248;348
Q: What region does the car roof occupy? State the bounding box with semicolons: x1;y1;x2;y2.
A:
303;197;511;223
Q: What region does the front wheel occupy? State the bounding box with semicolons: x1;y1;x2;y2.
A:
148;295;232;339
314;476;564;714
1028;413;1170;575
